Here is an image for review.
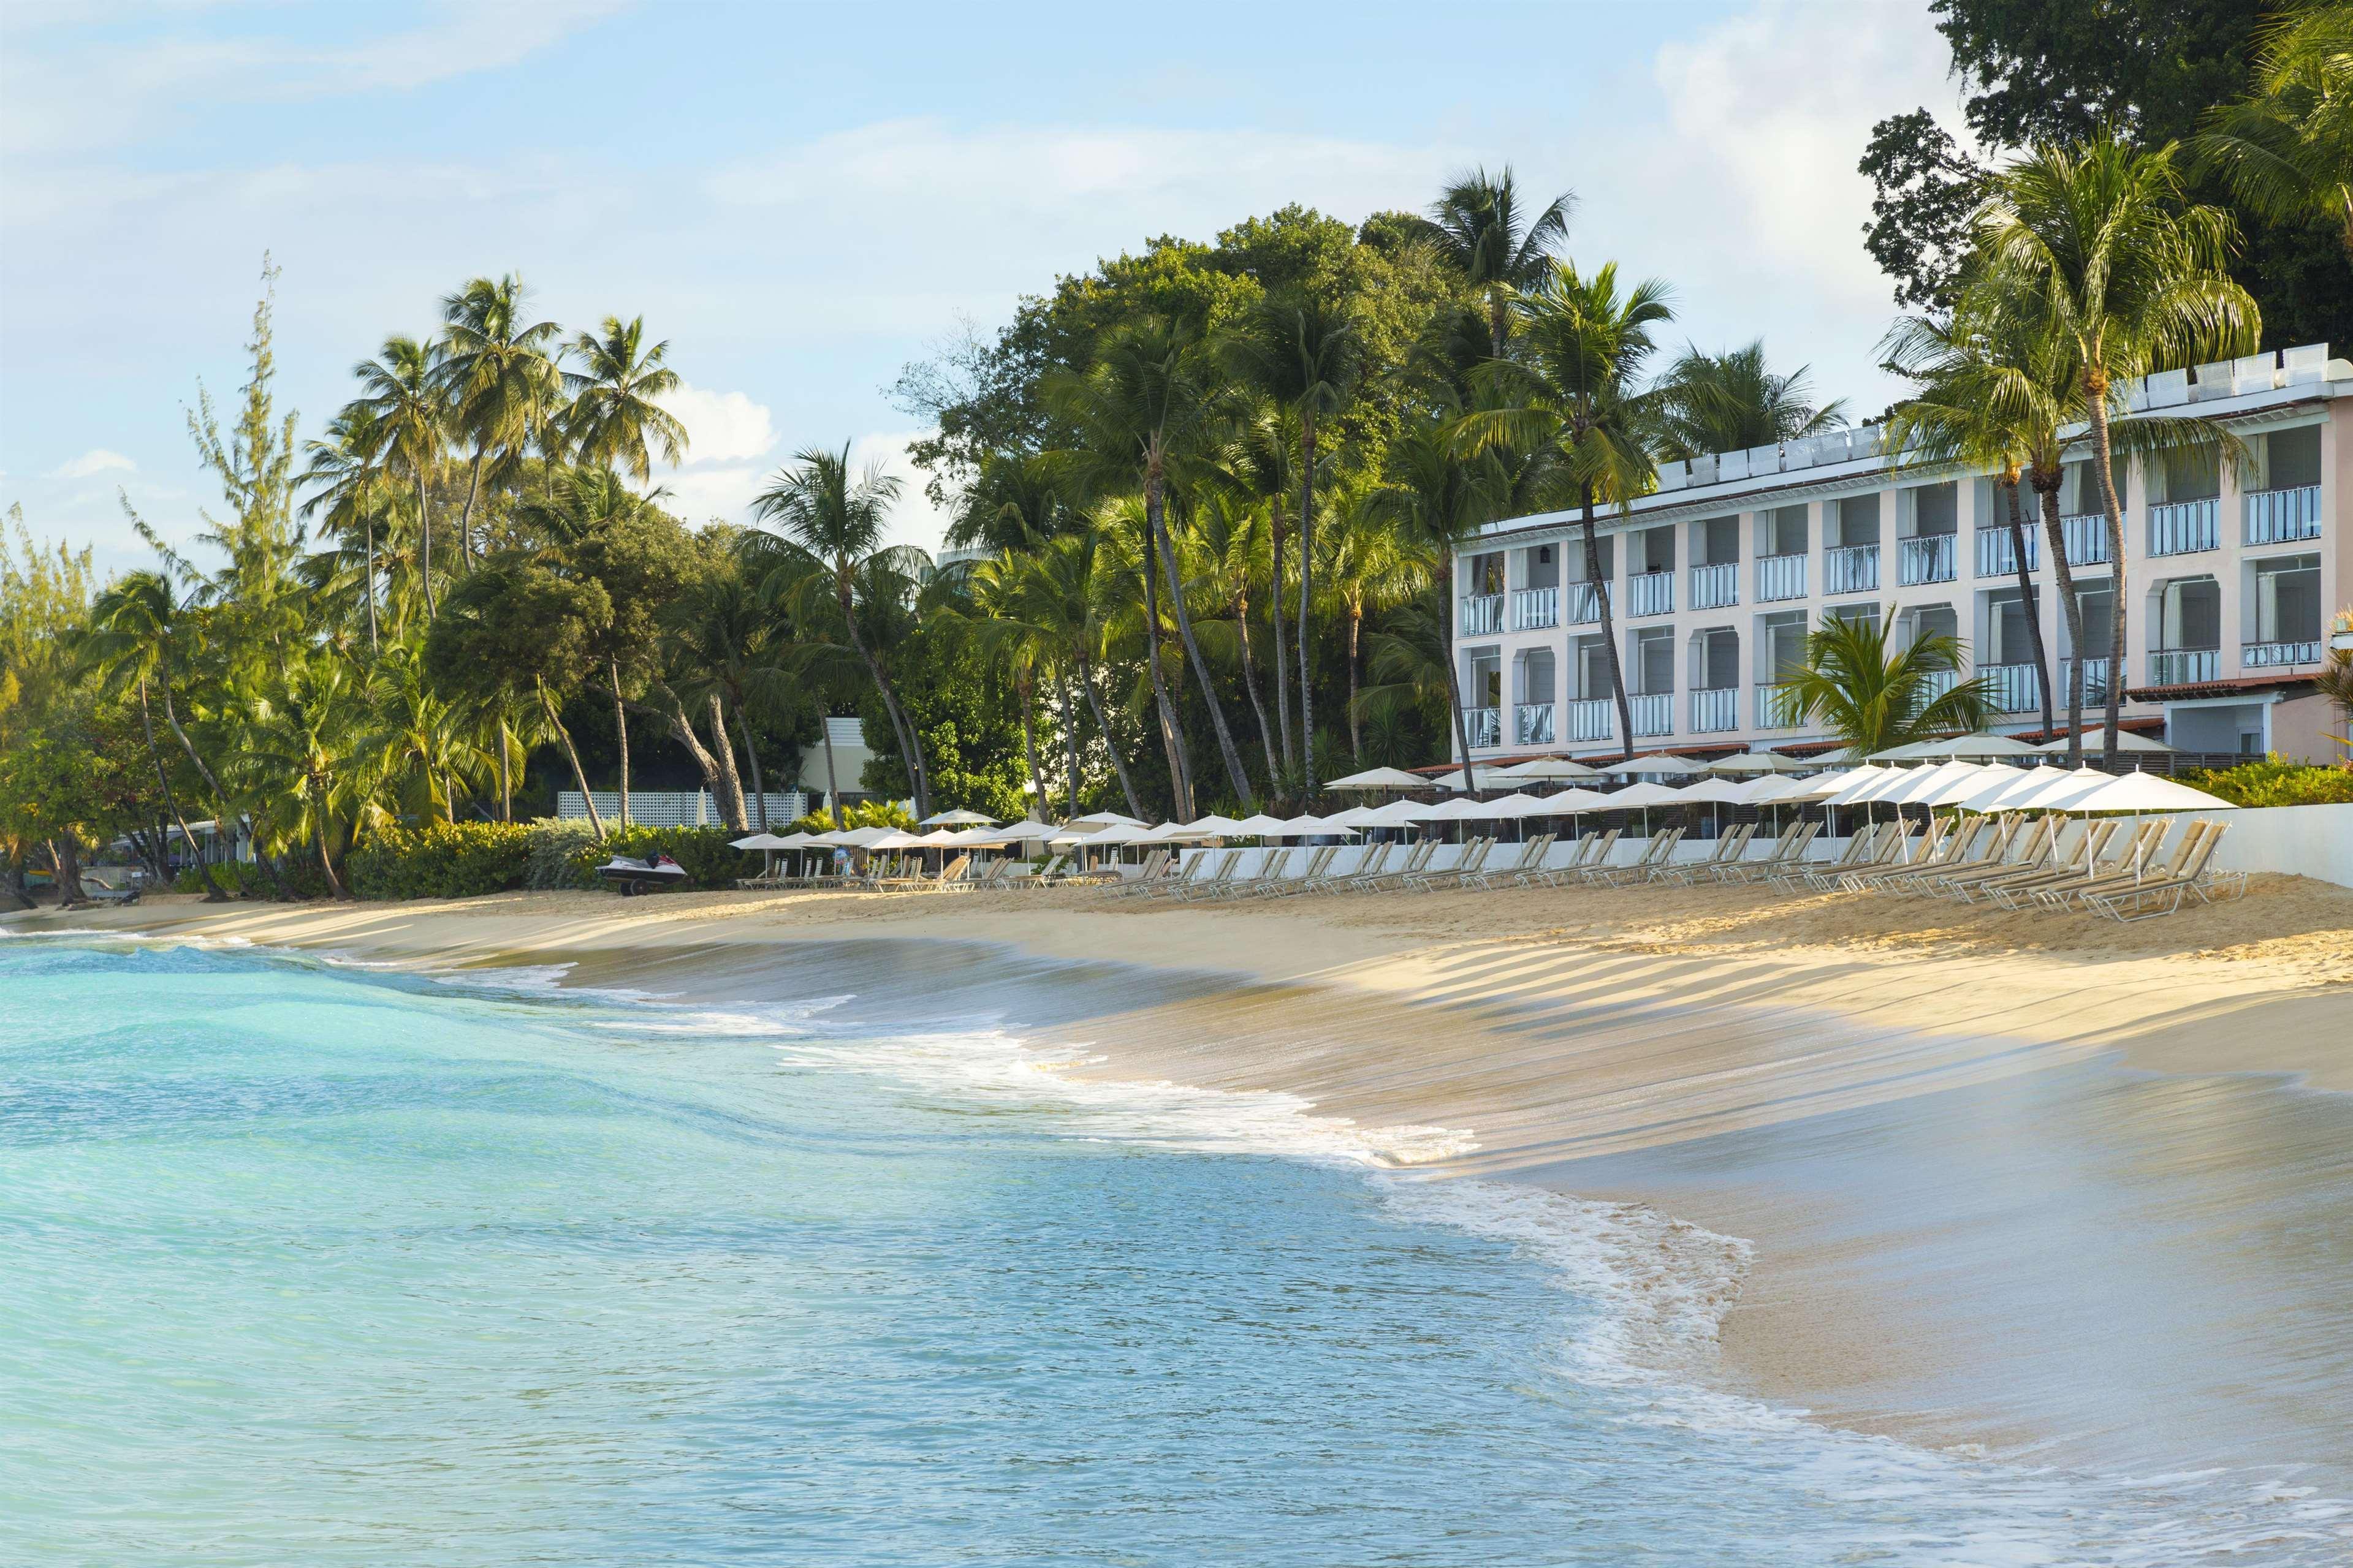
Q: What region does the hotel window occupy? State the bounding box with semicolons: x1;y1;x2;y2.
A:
1904;603;1958;650
1901;482;1958;536
2158;577;2221;650
2072;583;2113;656
2260;425;2322;490
1694;515;1739;566
1825;602;1880;635
1834;493;1881;547
1635;525;1675;574
1694;627;1739;689
1465;551;1505;595
2252;553;2322;645
1466;649;1503;707
2060;460;2127;514
1757;506;1808;557
1985;589;2034;664
1564;533;1614;582
1760;610;1808;680
1573;634;1613;699
1631;626;1676;695
2153;448;2220;504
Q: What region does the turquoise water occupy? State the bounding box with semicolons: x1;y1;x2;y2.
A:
1;936;2341;1565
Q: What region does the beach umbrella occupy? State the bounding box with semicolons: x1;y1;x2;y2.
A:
1809;766;1891;806
1318;804;1381;828
1865;737;1949;761
2034;729;2178;756
1876;760;1989;806
2061;772;2237;878
1918;762;2024;810
730;832;789;850
1933;732;2044;760
1070;809;1145;827
1138;820;1217;843
1490;756;1602;782
1735;774;1813;804
1600;779;1689;838
1421;768;1476;792
911;828;969;846
919;808;1000;826
864;829;926;850
1274;813;1361;836
1670;776;1749;836
990;820;1063;839
1324;765;1434;792
1701;751;1809;775
1179;813;1249;837
1602;753;1704;776
1355;798;1445;830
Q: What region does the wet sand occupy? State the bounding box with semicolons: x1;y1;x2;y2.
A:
14;873;2352;1490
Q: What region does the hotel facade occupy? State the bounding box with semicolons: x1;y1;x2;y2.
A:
1451;344;2351;767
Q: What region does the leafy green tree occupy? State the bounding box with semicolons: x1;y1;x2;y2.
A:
1782;612;1991;757
1317;482;1427;765
78;570;232;898
1650;340;1847;460
561;314;690;485
2197;2;2353;258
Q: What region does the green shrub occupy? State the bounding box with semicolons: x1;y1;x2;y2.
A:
172;860;254;895
786;800;916;835
346;821;537;900
561;824;756;890
2180;756;2353;809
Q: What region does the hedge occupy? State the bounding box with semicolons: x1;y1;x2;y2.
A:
2180;756;2353;809
342;819;761;900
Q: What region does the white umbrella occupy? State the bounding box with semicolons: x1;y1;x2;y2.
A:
1070;810;1145;827
1918;762;2025;809
730;832;790;850
1599;779;1688;839
2000;765;2115;812
1318;804;1382;828
911;828;970;846
1736;774;1815;805
1182;813;1249;836
1866;737;1948;761
1701;751;1811;775
1138;820;1218;843
2066;773;2236;813
1324;765;1435;792
919;808;1000;826
1811;766;1893;806
1274;814;1361;836
1933;732;2045;760
864;829;927;850
1424;795;1495;820
1603;753;1705;776
1421;769;1476;792
2035;729;2178;755
1490;756;1602;781
1670;775;1749;836
1873;760;1989;808
1355;798;1445;827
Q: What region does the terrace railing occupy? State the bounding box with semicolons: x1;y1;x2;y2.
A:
1975;524;2038;578
1756;552;1807;603
1898;533;1956;586
1825;542;1879;596
1461;705;1501;749
1562;697;1616;743
2059;656;2110;705
2145;648;2219;686
1980;662;2043;714
1689;561;1738;610
1564;581;1613;625
2061;513;2110;567
1628;692;1673;738
2243;638;2320;670
2245;484;2322;545
1689;686;1738;733
1627;570;1674;618
2148;498;2219;557
1459;594;1505;636
1511;586;1559;630
1514;702;1556;746
1754;681;1803;729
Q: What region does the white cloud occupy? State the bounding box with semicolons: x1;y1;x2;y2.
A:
653;430;954;557
655;382;777;465
49;447;134;479
846;430;958;557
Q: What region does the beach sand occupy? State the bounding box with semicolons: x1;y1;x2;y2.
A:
17;871;2353;1488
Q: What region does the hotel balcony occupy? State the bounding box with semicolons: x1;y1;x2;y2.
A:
1561;697;1616;743
2061;514;2110;567
2243;638;2321;670
2061;656;2111;704
2245;484;2323;545
1824;542;1879;596
1511;586;1559;630
1689;686;1738;733
1628;692;1673;738
1754;682;1802;729
1564;581;1612;625
1460;594;1504;636
1982;661;2043;714
1976;524;2038;577
1462;705;1501;749
1898;534;1956;586
2148;498;2219;557
1514;702;1555;746
2146;647;2219;685
1627;570;1674;618
1690;561;1738;610
1757;553;1807;603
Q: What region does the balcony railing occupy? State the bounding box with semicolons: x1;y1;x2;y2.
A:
2061;513;2110;567
2245;485;2322;545
1462;705;1501;749
2244;639;2321;670
2059;656;2110;705
1628;692;1673;738
1459;594;1504;636
1562;697;1615;743
1689;687;1737;733
2146;648;2219;686
1564;581;1612;625
1627;570;1674;618
2148;498;2219;557
1981;662;2043;714
1511;586;1559;630
1916;667;1960;703
1825;542;1880;595
1689;561;1738;610
1898;533;1956;586
1757;553;1806;603
1514;702;1556;745
1754;682;1803;729
1975;525;2037;578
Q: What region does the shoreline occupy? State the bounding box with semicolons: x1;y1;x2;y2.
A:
14;874;2353;1484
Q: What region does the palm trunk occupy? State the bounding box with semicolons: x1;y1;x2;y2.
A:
735;707;768;830
139;678;227;901
496;726;512;823
310;775;349;898
362;514;379;653
456;446;487;572
2033;471;2088;768
608;657;631;828
1296;412;1318;793
1017;667;1047;818
1269;494;1296;775
50;836;89;908
1441;576;1479;793
416;472;437;618
540;680;605;838
2;851;31;911
1151;482;1255;811
705;692;748;830
1346;604;1364;764
1234;588;1282;787
158;681;290;898
1079;657;1147;821
839;585;931;819
2085;390;2127;759
1133;485;1193;819
2001;477;2056;738
816;710;845;828
1581;491;1635;762
1055;676;1084;815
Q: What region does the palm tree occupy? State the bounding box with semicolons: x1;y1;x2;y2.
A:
2197;2;2353;259
298;406;395;652
1650;340;1847;461
360;646;484;826
1972;135;2262;756
1033;528;1149;819
1781;612;1991;759
748;444;936;820
438;274;565;572
353;335;447;616
1375;409;1508;790
561;314;690;486
1318;483;1428;765
959;550;1062;816
1186;488;1282;788
665;569;793;831
75;571;228;900
1218;289;1364;795
1215;402;1302;776
1426;165;1576;358
1458;259;1674;762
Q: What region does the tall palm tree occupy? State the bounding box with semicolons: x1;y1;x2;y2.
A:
561;314;690;486
1458;259;1675;762
959;550;1061;816
748;444;936;820
1186;488;1282;788
1972;135;2261;755
1426;165;1576;358
438;274;565;572
1215;402;1302;775
298;406;395;652
1318;483;1429;765
1650;340;1847;461
665;569;793;831
2197;2;2353;259
75;571;228;900
360;646;484;826
1219;289;1364;795
1374;410;1508;790
1033;528;1149;820
1782;612;1990;759
353;335;447;616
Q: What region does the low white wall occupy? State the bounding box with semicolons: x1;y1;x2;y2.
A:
2207;802;2353;890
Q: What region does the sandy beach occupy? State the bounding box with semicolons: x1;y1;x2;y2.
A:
17;871;2353;1490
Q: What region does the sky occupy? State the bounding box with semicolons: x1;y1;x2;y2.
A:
0;0;1969;581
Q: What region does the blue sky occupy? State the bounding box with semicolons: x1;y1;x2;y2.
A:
1;1;1964;578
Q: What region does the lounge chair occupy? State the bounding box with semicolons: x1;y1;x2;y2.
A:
1798;819;1915;892
1171;849;1245;901
1593;827;1685;887
1212;846;1297;900
1468;834;1554;890
1256;844;1340;898
1303;840;1391;894
1847;816;1974;892
1961;819;2119;905
1530;829;1622;887
1770;820;1880;892
1099;849;1173;897
1659;822;1757;885
1872;816;2012;894
2017;817;2178;911
1930;815;2057;899
1350;837;1439;892
2081;821;2246;920
1135;850;1220;900
1404;836;1492;893
1716;820;1817;884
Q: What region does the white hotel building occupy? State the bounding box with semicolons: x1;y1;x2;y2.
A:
1451;344;2351;768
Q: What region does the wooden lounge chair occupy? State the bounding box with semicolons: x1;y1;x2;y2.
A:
1532;829;1622;886
1848;816;1975;892
1404;836;1492;892
1350;837;1439;892
1100;849;1173;896
2081;821;2246;920
1211;846;1296;900
2018;817;2179;911
1469;834;1554;890
1930;815;2056;898
1797;819;1915;891
1171;849;1244;901
1594;827;1684;886
1659;822;1755;885
1303;840;1391;894
1961;819;2119;905
1770;820;1880;892
1256;844;1340;898
1874;815;2013;893
1716;820;1817;884
1136;850;1220;900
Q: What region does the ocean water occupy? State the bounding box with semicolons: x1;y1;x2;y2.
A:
2;936;2344;1566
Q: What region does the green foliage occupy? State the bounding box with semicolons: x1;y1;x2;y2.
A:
576;825;757;890
785;800;916;836
172;860;257;896
2180;756;2353;808
347;821;538;900
1782;612;1991;756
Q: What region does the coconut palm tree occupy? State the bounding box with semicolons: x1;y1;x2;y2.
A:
1185;488;1282;789
360;646;484;826
561;314;690;486
354;335;447;616
1214;401;1302;775
1318;483;1429;765
438;274;565;571
1426;165;1576;358
2197;2;2353;259
75;570;228;899
748;443;936;820
1457;259;1674;762
1032;528;1148;820
298;406;396;652
1782;612;1991;759
1650;339;1847;461
1971;135;2262;756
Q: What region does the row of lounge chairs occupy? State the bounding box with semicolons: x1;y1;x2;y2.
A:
1836;811;2245;920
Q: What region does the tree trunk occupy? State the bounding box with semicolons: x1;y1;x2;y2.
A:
496;725;512;823
1;852;31;912
129;825;170;886
1296;412;1318;793
1488;291;1510;361
609;657;631;828
158;681;291;898
706;692;748;831
1055;676;1084;816
1581;491;1635;762
1133;480;1193;819
139;678;227;902
1080;658;1147;822
2085;388;2127;759
1269;494;1296;775
310;776;349;898
736;707;768;831
363;513;379;654
1151;482;1255;811
2033;470;2088;767
456;446;487;572
1234;588;1282;789
1346;604;1364;764
839;585;931;819
816;710;845;828
416;471;437;618
1441;572;1479;794
50;835;89;908
2001;477;2056;738
540;680;605;838
633;684;731;814
1017;668;1047;819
